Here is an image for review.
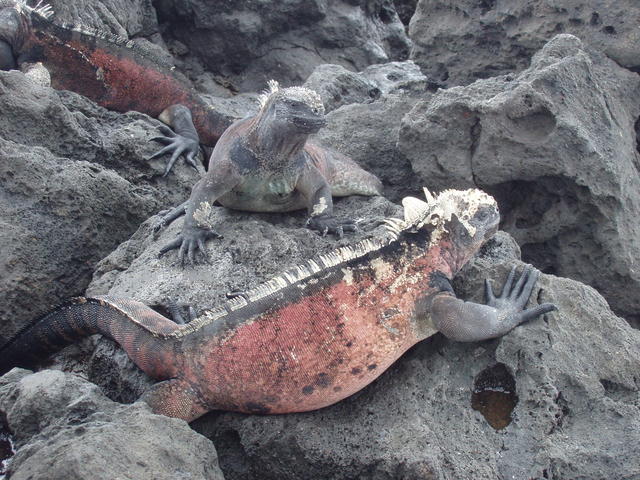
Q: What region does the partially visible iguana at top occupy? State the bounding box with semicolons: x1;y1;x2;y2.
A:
0;0;230;174
0;188;557;422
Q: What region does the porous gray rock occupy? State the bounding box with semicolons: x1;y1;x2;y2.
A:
409;0;640;86
316;92;428;202
398;34;640;326
303;64;381;113
46;0;160;38
189;232;640;480
153;0;412;92
303;60;429;113
0;69;199;341
0;369;225;480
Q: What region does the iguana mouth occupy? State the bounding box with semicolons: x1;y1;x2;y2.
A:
292;115;327;132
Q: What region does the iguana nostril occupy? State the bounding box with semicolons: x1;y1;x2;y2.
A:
471;363;518;430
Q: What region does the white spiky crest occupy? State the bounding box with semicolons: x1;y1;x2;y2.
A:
257;79;324;113
12;0;54;19
383;187;497;240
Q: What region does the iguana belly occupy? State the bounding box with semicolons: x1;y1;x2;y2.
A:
181;255;437;414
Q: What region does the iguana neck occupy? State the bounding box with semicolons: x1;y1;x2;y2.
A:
247;112;308;167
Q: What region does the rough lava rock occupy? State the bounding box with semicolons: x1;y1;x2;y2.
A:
313;60;430;202
187;231;640;480
398;34;640;326
153;0;412;92
0;368;225;480
409;0;640;87
303;60;429;113
0;69;200;341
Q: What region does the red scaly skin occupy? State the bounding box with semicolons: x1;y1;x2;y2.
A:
14;11;229;144
177;244;454;414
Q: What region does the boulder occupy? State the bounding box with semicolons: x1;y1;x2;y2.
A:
153;0;412;92
0;69;199;341
409;0;640;87
398;35;640;326
0;369;225;480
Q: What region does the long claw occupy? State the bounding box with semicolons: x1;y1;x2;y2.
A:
517;268;540;308
521;303;557;323
485;279;495;303
511;265;532;300
158;237;182;257
148;144;174;161
157;125;176;137
499;266;517;298
187;241;196;265
178;241;188;267
186;151;198;169
163;146;185;177
197;238;210;263
150;136;174;145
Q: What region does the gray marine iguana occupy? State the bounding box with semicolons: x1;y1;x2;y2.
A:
0;188;556;421
155;80;384;264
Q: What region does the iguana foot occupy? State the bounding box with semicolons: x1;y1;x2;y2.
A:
148;125;202;177
158;226;222;266
164;298;197;324
306;214;357;239
484;265;557;328
152;201;189;237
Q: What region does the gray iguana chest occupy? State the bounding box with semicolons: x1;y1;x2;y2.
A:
217;140;307;212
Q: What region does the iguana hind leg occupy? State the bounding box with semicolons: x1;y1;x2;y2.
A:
141;378;209;422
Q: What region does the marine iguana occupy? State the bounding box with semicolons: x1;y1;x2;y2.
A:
0;0;229;174
0;188;556;421
155;80;384;264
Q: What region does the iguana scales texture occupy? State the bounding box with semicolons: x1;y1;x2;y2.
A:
0;188;556;421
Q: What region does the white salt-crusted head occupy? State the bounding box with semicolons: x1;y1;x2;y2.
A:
10;0;54;19
384;187;498;243
258;80;324;114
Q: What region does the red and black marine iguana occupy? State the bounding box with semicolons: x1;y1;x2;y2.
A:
0;0;230;175
0;1;384;245
0;188;556;421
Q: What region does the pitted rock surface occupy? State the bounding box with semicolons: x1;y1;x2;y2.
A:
398;34;640;326
0;369;225;480
409;0;640;87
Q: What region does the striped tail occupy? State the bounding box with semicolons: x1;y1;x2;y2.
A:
0;297;182;379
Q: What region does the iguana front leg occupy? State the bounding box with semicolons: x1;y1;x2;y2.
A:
297;162;357;238
158;165;241;265
149;104;203;177
429;265;556;342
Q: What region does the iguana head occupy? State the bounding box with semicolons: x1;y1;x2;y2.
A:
258;80;326;134
385;188;500;271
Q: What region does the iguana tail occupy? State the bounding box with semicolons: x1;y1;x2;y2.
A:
0;297;182;379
